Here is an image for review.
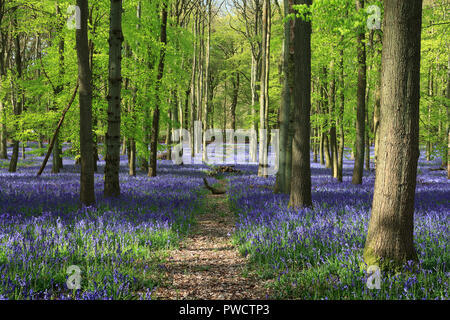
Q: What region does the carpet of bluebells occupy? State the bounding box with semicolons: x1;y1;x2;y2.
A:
0;143;448;300
228;153;449;300
0;144;206;300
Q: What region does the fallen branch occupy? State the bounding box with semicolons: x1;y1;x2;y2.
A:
429;167;445;171
37;82;79;176
203;177;226;195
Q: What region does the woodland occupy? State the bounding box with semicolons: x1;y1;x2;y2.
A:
0;0;448;300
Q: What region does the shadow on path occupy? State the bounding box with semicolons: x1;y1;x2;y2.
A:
154;180;272;300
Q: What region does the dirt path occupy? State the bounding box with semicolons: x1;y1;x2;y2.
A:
154;180;271;300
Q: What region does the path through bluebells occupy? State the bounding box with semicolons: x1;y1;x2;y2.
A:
0;145;448;300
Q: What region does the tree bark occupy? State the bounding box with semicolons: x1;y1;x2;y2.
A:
258;0;271;177
77;0;95;206
0;99;6;159
104;0;123;197
337;45;345;182
9;18;22;173
190;14;198;158
149;3;168;177
275;0;292;194
363;0;422;269
426;67;433;161
288;0;312;209
447;51;450;178
352;0;366;184
202;0;212;162
0;5;6;160
329;60;338;178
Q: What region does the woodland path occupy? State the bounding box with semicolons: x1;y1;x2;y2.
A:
154;179;272;300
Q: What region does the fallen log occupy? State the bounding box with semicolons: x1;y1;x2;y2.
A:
207;165;242;177
203;177;226;195
429;167;445;171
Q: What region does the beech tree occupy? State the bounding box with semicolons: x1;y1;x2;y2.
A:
288;0;312;209
104;0;124;197
148;2;168;177
364;0;423;268
351;0;366;185
258;0;271;177
77;0;95;206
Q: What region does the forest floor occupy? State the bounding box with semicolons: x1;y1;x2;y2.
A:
154;179;272;300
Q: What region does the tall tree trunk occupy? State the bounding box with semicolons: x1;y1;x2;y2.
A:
258;0;271;177
363;0;422;269
275;0;292;193
373;69;381;169
195;11;204;156
288;0;312;209
0;18;7;160
202;0;211;162
352;0;366;184
365;101;370;171
104;0;123;197
323;133;331;168
337;45;345;182
149;3;168;177
329;60;338;178
77;0;95;206
129;1;140;176
9;18;21;173
250;55;258;162
0;32;6;159
447;51;450;179
0;99;6;159
88;8;99;173
426;67;433;161
165;106;172;161
52;7;65;173
190;14;197;158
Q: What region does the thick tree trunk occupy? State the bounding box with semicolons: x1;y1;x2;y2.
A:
77;0;95;206
363;0;422;269
288;0;312;209
285;107;294;193
352;0;366;184
149;3;167;177
104;0;123;197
